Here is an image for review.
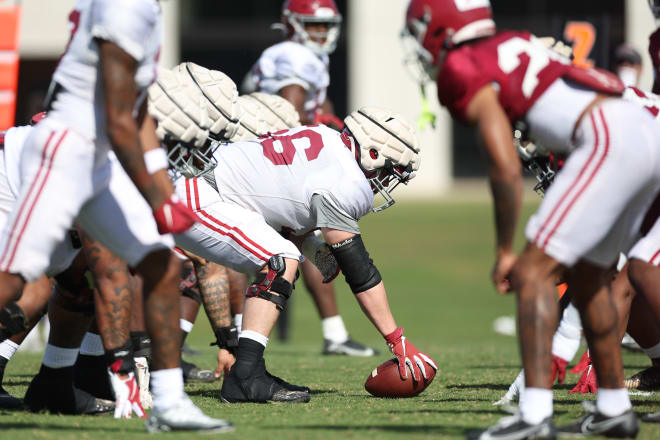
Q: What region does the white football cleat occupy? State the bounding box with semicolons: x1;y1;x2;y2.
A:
134;357;152;410
145;395;234;434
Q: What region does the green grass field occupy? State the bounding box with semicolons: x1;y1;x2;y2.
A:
1;200;659;439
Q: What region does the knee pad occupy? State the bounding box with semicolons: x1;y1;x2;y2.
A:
0;303;28;341
245;256;293;311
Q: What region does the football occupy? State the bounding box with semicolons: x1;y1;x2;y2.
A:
364;358;436;398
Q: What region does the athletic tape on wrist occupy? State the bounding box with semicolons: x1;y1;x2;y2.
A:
144;148;169;174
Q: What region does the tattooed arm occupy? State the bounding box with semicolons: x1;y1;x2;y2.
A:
193;260;235;376
98;40;171;210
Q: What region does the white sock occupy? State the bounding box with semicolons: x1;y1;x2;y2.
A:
597;388;632;417
642;341;660;360
151;368;185;412
0;340;19;361
233;314;243;333
179;319;193;333
322;315;349;343
505;369;526;400
239;330;269;347
79;332;104;356
552;310;582;362
42;344;79;368
520;387;553;425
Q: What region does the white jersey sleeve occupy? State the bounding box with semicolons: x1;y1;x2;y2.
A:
246;41;329;119
90;0;159;62
50;0;162;142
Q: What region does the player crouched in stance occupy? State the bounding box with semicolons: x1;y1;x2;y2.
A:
404;0;660;438
149;67;437;403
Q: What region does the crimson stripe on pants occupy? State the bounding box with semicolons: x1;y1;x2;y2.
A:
1;130;68;271
534;112;601;247
541;109;611;250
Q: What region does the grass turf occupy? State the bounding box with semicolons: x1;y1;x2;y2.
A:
1;200;659;439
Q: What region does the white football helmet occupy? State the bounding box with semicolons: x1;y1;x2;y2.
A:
232;92;301;142
148;63;240;178
343;107;421;212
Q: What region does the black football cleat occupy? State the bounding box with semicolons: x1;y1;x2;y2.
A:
24;365;114;415
472;414;556;440
74;354;115;401
220;360;310;404
182;359;216;383
0;385;21;409
260;359;311;393
557;408;638;438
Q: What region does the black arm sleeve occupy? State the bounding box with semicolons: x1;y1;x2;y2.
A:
329;234;382;294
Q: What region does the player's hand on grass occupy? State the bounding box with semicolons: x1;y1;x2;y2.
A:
492;249;517;293
385;327;437;381
551;354;568;385
109;371;146;419
153;194;199;234
215;349;236;379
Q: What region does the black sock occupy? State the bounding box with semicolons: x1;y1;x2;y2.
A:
233;338;265;379
0;356;7;391
130;331;151;362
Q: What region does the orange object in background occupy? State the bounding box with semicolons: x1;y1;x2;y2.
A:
563;21;596;69
557;283;568;298
0;5;21;130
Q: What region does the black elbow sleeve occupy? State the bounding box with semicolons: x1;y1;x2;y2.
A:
329;234;381;294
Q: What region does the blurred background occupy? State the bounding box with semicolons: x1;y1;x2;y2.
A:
3;0;656;197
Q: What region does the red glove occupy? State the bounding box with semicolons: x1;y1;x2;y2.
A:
109;370;146;419
314;112;345;131
153;194;199;234
570;349;590;374
569;363;598;394
385;327;437;381
551;354;568;385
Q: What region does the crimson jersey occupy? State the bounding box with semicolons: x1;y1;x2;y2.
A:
437;31;624;122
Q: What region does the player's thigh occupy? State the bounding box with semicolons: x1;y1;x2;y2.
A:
526;102;660;268
174;201;301;275
77;161;173;268
0;125;94;281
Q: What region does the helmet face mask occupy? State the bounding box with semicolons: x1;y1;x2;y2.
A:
282;0;342;55
342;108;421;213
164;136;220;181
400;11;436;85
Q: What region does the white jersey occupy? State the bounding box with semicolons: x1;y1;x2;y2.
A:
245;41;329;121
192;124;373;235
1;125;32;197
49;0;162;145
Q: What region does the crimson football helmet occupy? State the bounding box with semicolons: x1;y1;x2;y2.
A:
280;0;342;55
402;0;496;82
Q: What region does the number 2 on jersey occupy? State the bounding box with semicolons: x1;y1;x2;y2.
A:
497;36;568;98
259;129;324;166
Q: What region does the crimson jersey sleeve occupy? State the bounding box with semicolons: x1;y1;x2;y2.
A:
436;31;623;123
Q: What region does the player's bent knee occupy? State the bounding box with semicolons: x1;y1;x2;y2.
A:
628;258;656;294
246;256;293;310
51;285;95;315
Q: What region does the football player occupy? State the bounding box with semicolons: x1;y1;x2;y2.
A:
403;0;660;437
150;72;437;403
242;0;376;356
0;0;232;433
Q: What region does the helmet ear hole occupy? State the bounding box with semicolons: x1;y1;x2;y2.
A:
369;149;379;160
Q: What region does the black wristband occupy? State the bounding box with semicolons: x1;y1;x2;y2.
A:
210;325;239;355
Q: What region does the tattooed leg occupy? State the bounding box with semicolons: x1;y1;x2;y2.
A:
79;231;132;351
509;243;563;389
227;267;247;316
568;260;624;389
195;261;231;329
135;249;182;371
